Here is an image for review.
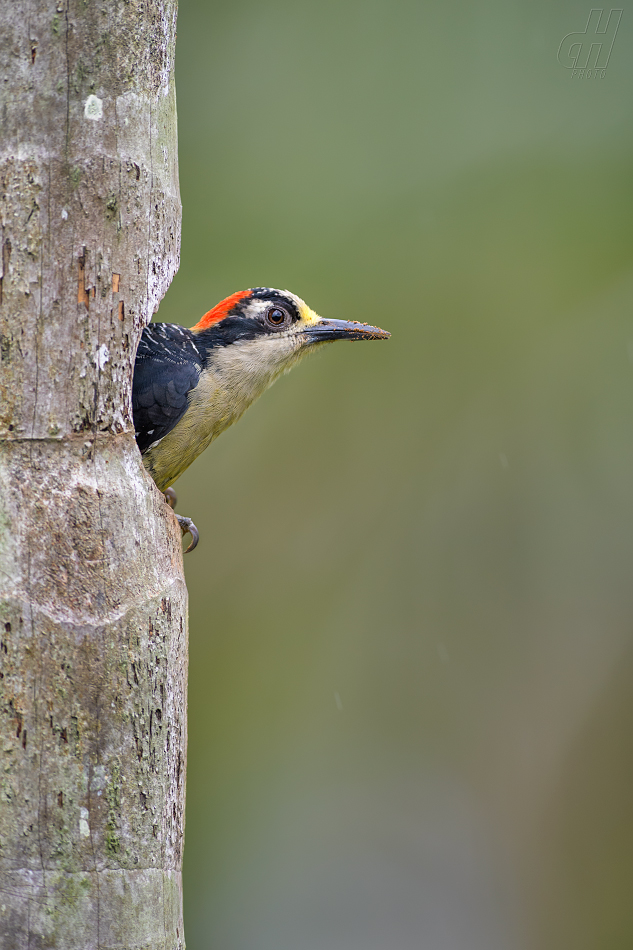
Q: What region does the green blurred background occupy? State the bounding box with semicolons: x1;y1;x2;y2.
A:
157;2;633;947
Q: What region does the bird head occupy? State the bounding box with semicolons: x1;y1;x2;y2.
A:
191;287;390;378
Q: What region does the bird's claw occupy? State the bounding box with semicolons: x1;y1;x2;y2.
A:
175;514;199;554
164;489;198;552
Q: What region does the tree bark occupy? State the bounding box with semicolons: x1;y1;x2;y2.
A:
0;1;186;947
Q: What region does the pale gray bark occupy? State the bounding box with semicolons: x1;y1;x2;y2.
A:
0;1;187;947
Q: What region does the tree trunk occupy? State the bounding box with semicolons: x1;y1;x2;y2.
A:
0;1;187;946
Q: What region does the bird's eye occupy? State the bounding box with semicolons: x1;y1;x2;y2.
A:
266;306;290;328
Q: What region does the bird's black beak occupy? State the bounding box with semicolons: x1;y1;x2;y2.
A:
302;318;390;343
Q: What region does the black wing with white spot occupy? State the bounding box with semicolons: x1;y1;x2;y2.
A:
133;323;203;455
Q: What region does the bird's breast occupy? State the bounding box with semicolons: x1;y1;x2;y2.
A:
143;338;300;491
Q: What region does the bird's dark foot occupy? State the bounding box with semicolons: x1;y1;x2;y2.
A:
175;514;199;554
164;488;198;553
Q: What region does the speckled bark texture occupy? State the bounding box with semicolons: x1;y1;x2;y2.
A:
0;1;186;947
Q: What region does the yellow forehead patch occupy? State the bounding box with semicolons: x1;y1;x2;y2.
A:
299;304;321;326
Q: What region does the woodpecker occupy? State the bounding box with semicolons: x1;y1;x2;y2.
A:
133;287;390;551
